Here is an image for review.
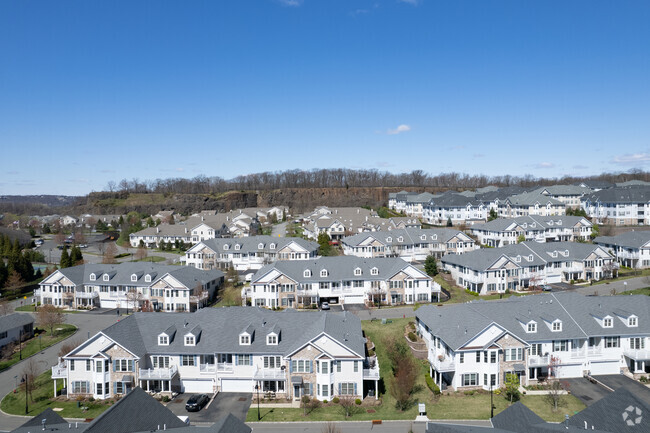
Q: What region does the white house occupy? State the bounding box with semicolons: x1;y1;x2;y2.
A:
594;231;650;269
582;186;650;226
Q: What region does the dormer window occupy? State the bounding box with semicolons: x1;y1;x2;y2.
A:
145;275;152;283
103;274;109;281
527;322;537;333
223;244;229;250
528;255;533;261
304;270;312;278
564;250;569;256
397;236;404;242
235;244;241;250
240;334;250;345
629;316;638;327
131;274;137;282
603;317;613;328
270;243;276;250
159;335;169;345
185;335;195;346
552;320;562;332
371;267;378;276
320;269;328;277
421;235;426;241
515;255;521;263
354;268;362;276
258;243;264;249
386;237;392;243
267;334;278;345
90;273;96;281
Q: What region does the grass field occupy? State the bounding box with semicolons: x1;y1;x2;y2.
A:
0;324;77;371
616;287;650;296
1;370;113;418
133;255;166;262
214;284;244;307
247;318;585;422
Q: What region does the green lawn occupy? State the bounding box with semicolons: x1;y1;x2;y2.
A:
15;305;81;314
434;275;520;304
132;255;166;262
0;324;77;371
617;287;650;296
2;370;113;418
214;284;244;307
248;318;585;423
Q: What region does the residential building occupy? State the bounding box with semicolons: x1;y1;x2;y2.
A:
594;231;650;269
470;216;592;247
0;313;34;351
250;256;437;308
341;228;477;261
417;292;650;393
301;207;384;240
184;236;319;271
532;184;591;209
388;217;421;229
52;307;378;402
422;193;488;225
582;186;650;225
498;192;566;218
441;241;615;294
37;263;223;312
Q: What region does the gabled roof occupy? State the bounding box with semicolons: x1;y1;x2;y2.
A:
586;186;650;205
208;414;251;433
0;313;34;333
569;387;650;432
491;402;545;431
190;235;318;255
19;408;67;428
342;228;472;248
594;231;650;250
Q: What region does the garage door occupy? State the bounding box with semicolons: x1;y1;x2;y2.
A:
182;379;214;393
221;379;253;393
555;364;583;379
589;361;619;376
344;295;365;305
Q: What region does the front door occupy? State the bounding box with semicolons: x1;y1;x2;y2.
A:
294;385;301;400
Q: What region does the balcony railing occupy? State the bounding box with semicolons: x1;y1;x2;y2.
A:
75;292;99;299
51;363;67;379
253;368;286;380
623;349;650;361
200;364;216;373
528;355;549;367
431;353;456;372
216;363;233;372
139;364;178;380
363;367;380;380
34;289;41;296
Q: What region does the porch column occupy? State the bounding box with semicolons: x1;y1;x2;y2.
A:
54;378;57;398
374;379;378;399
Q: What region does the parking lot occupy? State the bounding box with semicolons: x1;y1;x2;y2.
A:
165;392;252;423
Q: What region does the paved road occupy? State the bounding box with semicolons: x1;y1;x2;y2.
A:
271;223;287;238
564;378;611;406
575;276;649;296
247;420;491;433
0;312;120;430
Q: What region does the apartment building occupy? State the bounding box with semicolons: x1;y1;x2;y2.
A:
582;186;650;226
341;228;477;261
37;263;223;312
534;185;591;209
250;256;436;308
498;192;566;218
422;193;488;225
416;292;650;391
594;231;650;269
441;241;615;294
52;307;379;402
184;236;319;271
470;216;592;247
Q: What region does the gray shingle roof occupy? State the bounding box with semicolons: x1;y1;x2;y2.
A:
585;186;650;204
491;402;545;431
472;216;590;233
569;387;650;432
342;228;471;247
194;236;318;255
0;313;34;333
594;231;650;250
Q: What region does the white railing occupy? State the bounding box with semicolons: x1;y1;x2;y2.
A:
216;363;233;372
624;349;650;360
200;364;216;373
431;353;456;372
139;364;178;380
51;363;67;379
253;368;286;380
33;289;41;296
528;355;549;367
363;367;380;380
75;292;99;299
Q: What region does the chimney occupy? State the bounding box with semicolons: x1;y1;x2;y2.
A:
156;226;159;233
201;216;204;221
185;227;188;234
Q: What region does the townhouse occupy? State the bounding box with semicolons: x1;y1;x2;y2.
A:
416;292;650;392
533;184;591;209
301;207;387;240
0;313;34;352
52;307;379;402
498;192;566;218
341;228;477;261
184;236;319;271
594;231;650;269
422;193;488;225
441;241;615;295
250;256;437;308
582;186;650;226
470;216;593;248
37;263;223;312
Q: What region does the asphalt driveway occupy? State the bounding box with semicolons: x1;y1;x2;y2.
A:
564;377;611;406
593;375;650;407
166;392;252;423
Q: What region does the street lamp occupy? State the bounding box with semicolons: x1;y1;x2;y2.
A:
19;330;22;360
255;383;260;420
23;374;28;415
14;375;17;392
39;334;42;351
490;382;495;418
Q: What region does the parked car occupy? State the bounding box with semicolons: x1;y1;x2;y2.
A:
185;394;210;412
321;302;330;310
79;244;88;248
542;285;553;292
245;273;254;282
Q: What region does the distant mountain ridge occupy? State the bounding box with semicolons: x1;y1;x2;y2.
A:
0;195;81;207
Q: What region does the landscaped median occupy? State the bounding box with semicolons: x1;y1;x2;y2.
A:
247;318;586;423
0;323;77;371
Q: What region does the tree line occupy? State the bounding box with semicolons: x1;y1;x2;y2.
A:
103;168;650;195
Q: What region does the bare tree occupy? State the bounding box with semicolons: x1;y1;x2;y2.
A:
125;288;143;312
37;305;65;336
5;271;24;298
0;299;15;316
134;245;148;261
1;342;16;361
548;355;561;378
544;380;569;412
58;338;82;357
103;243;118;264
337;395;360;418
22;358;39;402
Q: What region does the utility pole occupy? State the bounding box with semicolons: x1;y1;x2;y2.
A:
24;374;28;415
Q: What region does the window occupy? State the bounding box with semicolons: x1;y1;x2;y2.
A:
354;360;359;373
530;344;542;356
304;270;312;278
159;335;169;345
553;340;568;352
340;383;356;395
320;269;328;277
354;268;362;276
320;384;329;397
462;373;478;386
90;273;96;281
371;267;378;275
527;322;537;333
263;356;281;369
552;321;562;332
86;360;92;371
605;336;620;348
145;275;152;282
96;360;103;372
70;360;75;371
629;316;638;327
115;382;124;394
152;356;170;368
476;351;481;363
603;317;613;328
96;383;103;395
181;355;195;366
459;353;464;364
270;243;276;250
291;359;311;372
114;359;133;372
131;274;137;282
236;354;252;366
505;348;523;361
630;338;645;350
267;334;277;345
240;334;250;345
72;381;89;394
103;274;109;281
490;352;496;363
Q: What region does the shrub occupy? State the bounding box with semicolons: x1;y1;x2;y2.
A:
323;399;328;404
89;396;95;402
355;398;362;405
425;373;441;395
640;376;648;383
332;397;340;404
463;390;475;396
464;289;479;297
162;395;170;402
407;332;417;342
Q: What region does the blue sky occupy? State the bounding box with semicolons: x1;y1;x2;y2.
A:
1;0;649;195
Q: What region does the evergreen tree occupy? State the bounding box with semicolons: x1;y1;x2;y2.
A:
42;223;51;234
317;232;332;256
488;209;498;221
446;217;453;227
424;255;438;277
12;239;21;256
70;245;83;264
0;260;7;289
60;247;71;268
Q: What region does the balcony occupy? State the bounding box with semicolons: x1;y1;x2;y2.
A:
200;364;217;373
363;366;380;380
51;362;67;379
216;363;233;373
528;355;549;367
253;368;286;380
75;292;99;299
139;364;178;380
34;289;41;296
431;353;455;372
624;349;650;361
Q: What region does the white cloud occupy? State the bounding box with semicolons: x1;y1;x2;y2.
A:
387;124;411;135
535;162;555;169
278;0;302;6
613;152;650;165
472;153;485;159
